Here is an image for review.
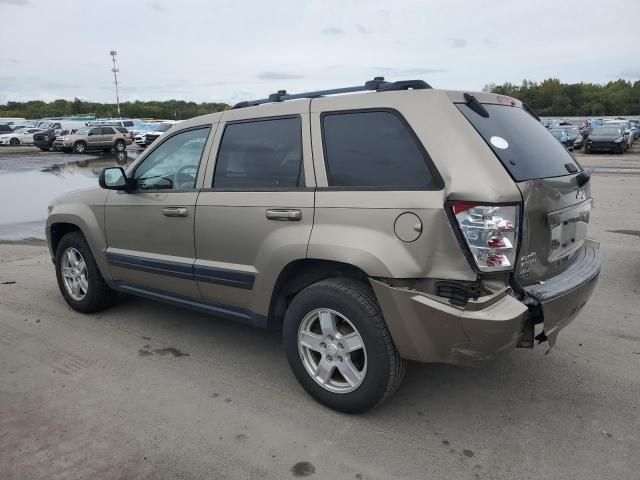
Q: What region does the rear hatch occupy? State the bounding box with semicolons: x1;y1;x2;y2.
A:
456;100;590;286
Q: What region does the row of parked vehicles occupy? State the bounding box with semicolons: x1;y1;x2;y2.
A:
547;118;639;154
0;116;177;153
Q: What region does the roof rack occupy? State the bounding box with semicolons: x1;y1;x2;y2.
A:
232;77;431;109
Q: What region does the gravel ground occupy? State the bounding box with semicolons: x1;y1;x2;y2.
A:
0;147;638;480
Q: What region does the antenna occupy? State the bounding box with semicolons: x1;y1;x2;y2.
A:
109;50;121;115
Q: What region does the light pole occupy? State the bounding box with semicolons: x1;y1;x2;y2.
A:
110;50;121;116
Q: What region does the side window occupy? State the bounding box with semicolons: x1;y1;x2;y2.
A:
321;110;439;189
123;121;134;127
102;127;116;135
134;127;211;191
89;128;101;136
213;117;303;189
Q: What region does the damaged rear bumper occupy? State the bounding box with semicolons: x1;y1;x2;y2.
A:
371;281;528;364
522;238;601;346
370;239;600;365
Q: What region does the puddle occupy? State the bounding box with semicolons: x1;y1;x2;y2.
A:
0;151;137;241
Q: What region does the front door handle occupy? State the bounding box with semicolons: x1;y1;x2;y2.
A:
265;209;302;221
162;207;188;217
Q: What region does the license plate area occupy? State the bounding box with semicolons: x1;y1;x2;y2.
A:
547;200;591;263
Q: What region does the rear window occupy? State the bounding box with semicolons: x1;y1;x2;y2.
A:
321;110;440;189
456;103;581;181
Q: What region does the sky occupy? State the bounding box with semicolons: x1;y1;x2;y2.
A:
1;0;639;106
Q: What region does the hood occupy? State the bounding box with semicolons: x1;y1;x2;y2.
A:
589;134;623;142
48;186;107;211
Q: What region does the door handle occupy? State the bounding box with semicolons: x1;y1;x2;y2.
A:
265;209;302;221
162;207;189;217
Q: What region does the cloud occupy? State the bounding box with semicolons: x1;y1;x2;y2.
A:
257;72;304;80
401;67;448;75
357;24;370;34
449;38;467;48
322;26;343;35
9;58;21;64
617;69;640;79
483;38;497;47
372;67;449;77
0;0;29;5
148;1;164;12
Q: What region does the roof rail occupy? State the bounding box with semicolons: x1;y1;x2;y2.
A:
232;77;431;109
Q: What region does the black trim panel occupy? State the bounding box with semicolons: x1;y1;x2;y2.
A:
107;252;194;280
193;264;255;290
107;281;270;328
106;252;255;290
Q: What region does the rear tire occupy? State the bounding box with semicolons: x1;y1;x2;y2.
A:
55;231;117;313
114;140;126;152
283;278;406;413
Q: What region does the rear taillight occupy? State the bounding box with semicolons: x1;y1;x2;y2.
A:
450;202;520;272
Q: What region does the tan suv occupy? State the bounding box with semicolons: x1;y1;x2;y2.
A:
46;78;600;412
53;126;128;154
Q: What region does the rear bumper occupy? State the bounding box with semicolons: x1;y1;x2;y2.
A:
522;239;601;346
371;239;600;364
371;281;528;364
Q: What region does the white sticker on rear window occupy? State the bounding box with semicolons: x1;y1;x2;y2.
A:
490;136;509;149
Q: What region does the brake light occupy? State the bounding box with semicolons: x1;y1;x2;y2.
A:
450;202;520;272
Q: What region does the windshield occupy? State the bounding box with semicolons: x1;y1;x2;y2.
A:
592;127;621;136
550;130;565;138
155;123;172;132
74;127;92;135
136;123;157;131
457;103;581;181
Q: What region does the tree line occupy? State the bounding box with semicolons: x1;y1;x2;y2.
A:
485;79;640;117
0;98;230;120
2;79;640;119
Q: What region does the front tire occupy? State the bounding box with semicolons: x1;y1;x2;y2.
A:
55;231;117;313
73;141;86;154
283;278;406;413
9;138;20;146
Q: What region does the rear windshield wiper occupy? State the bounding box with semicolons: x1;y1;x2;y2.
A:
463;93;489;118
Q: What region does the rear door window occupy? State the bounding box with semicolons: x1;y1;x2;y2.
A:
456;103;581;181
213;117;303;189
102;127;116;135
321;110;440;189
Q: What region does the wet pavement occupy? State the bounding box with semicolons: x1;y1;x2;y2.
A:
0;149;138;241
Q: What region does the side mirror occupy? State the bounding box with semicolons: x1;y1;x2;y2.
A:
99;167;130;190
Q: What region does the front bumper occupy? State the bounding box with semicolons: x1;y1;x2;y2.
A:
53;141;71;149
371;239;600;364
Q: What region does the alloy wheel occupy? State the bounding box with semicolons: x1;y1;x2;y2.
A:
297;308;367;394
61;247;88;301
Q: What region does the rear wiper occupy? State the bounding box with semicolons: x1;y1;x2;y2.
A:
464;93;489;118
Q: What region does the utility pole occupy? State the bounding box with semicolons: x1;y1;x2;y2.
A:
110;50;121;116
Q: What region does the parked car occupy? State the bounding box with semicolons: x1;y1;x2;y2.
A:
585;125;626;153
52;126;128;153
0;128;44;146
114;126;134;144
549;128;574;150
46;79;600;413
134;122;173;148
0;124;13;134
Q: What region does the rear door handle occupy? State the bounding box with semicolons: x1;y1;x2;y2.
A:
265;209;302;221
162;207;189;217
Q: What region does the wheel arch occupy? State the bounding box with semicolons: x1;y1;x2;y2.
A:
47;207;111;280
268;258;371;327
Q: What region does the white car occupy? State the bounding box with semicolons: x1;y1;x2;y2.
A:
0;128;44;146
